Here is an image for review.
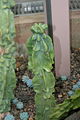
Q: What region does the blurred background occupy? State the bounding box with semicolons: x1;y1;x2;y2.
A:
13;0;80;55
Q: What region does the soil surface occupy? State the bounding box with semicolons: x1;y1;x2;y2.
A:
11;57;35;120
9;48;80;120
55;48;80;104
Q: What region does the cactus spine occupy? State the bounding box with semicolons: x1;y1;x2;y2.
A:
0;0;16;113
27;23;55;120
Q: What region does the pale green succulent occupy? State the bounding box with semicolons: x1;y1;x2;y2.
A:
26;23;55;120
0;0;16;113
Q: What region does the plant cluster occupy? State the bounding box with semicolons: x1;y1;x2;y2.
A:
27;23;55;120
4;112;29;120
68;80;80;96
12;98;24;110
0;0;16;113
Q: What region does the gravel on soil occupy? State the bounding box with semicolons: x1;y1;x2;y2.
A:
9;48;80;120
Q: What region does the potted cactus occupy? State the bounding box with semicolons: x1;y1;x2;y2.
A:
0;0;16;114
26;23;55;120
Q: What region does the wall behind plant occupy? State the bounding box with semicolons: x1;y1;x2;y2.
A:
13;0;45;56
14;14;45;56
70;10;80;48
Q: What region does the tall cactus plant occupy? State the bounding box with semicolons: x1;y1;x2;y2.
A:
0;0;16;113
27;23;55;120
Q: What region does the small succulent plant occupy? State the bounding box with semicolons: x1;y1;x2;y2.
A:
26;79;33;88
20;112;29;120
61;76;67;81
4;114;15;120
22;75;33;88
72;84;79;91
67;81;80;97
76;81;80;87
67;90;74;96
22;76;30;83
16;102;24;110
12;98;19;105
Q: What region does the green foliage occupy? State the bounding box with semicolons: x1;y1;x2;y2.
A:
27;23;55;120
27;23;80;120
0;0;15;8
50;89;80;120
0;0;16;113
